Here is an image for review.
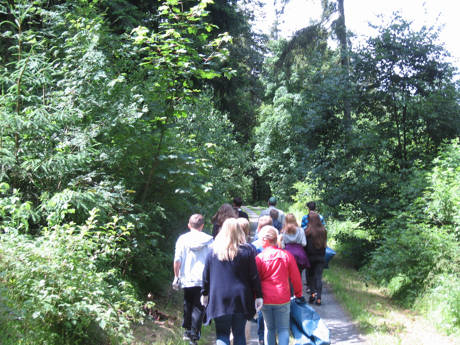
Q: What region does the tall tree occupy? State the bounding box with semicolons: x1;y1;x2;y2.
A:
206;0;266;142
353;15;460;169
335;0;351;131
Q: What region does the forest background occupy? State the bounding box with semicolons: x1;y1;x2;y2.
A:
0;0;458;344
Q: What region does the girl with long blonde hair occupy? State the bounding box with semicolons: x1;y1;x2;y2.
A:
213;218;246;261
202;218;263;345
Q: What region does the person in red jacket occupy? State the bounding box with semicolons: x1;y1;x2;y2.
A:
255;226;304;345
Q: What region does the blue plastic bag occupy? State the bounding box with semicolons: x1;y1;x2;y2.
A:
324;247;336;268
290;298;330;345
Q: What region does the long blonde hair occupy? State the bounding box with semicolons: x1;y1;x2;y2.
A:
213;218;246;261
282;213;298;235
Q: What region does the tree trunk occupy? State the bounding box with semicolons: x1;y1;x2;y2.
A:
336;0;351;132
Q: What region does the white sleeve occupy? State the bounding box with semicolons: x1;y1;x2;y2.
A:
174;236;184;263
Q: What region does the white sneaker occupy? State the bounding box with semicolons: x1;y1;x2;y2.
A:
183;331;191;341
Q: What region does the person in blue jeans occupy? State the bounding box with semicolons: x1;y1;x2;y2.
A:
252;215;274;345
256;226;304;345
201;218;263;345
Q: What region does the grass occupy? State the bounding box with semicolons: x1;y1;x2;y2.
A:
323;257;460;345
132;291;214;345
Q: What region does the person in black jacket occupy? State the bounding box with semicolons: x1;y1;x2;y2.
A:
201;218;263;345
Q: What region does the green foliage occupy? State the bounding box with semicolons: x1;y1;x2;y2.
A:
0;0;256;342
178;94;253;211
416;273;460;334
0;183;37;233
353;14;460;167
290;178;336;219
362;140;459;330
254;33;350;202
255;13;460;223
424;139;460;231
328;220;375;269
0;209;143;345
205;0;265;143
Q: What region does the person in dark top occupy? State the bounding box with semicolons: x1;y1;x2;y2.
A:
211;203;238;238
233;196;249;220
305;211;327;305
201;218;263;345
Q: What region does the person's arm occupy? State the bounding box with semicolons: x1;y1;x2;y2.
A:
287;251;303;298
173;261;181;278
247;248;263;298
201;252;211;296
255;255;264;281
173;237;183;278
172;238;183;290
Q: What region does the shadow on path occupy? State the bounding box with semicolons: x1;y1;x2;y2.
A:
314;282;367;344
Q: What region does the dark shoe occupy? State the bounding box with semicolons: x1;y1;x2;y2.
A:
189;330;200;343
315;299;322;306
309;294;316;303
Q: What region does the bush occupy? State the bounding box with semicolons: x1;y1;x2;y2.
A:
362;139;460;332
0;209;143;345
416;272;460;334
328;219;375;269
424;139;460;234
363;222;451;302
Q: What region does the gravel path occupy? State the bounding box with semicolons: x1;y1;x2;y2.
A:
241;206;367;345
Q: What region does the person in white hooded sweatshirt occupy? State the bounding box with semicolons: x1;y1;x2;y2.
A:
173;214;213;345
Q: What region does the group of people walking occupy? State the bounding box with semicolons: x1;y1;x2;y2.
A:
173;197;327;345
